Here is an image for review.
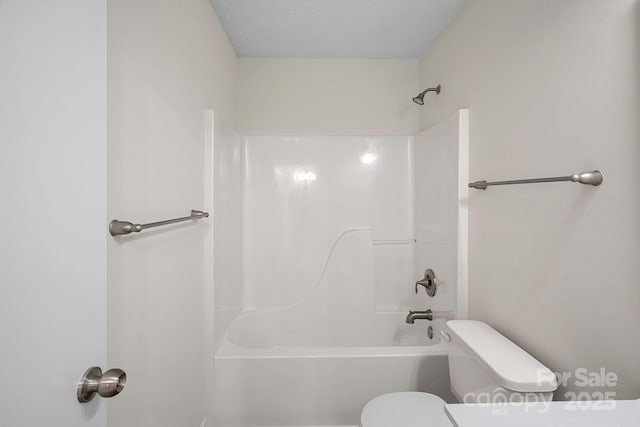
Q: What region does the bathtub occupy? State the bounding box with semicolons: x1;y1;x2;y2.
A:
213;311;455;427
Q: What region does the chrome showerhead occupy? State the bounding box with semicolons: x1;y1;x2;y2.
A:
413;84;441;105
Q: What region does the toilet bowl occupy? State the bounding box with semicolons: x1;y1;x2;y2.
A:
360;320;558;427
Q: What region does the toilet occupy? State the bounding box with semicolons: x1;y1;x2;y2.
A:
360;320;558;427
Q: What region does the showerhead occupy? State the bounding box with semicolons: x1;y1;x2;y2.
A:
413;85;441;105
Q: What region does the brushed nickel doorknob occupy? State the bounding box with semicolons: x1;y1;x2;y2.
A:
77;366;127;403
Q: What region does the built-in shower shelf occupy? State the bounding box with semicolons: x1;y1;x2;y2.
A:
372;239;416;245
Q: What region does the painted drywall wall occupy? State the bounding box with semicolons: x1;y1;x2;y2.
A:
419;0;640;398
0;1;106;426
107;1;237;426
237;58;420;135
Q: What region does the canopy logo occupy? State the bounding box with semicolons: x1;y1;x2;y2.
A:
549;368;618;407
462;368;618;416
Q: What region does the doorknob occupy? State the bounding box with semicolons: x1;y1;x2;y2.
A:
77;366;127;403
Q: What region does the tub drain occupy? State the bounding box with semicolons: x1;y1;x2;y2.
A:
427;326;434;340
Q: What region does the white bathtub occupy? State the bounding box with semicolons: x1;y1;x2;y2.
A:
213;311;455;426
225;308;446;348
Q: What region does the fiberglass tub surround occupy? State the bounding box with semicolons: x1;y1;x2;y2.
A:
213;111;469;426
224;227;450;350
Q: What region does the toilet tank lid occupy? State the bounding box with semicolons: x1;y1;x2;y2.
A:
446;320;558;393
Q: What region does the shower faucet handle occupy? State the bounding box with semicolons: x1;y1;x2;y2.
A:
415;269;437;297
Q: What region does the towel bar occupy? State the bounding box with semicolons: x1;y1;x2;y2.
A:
109;209;209;236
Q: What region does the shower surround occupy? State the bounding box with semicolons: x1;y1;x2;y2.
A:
213;111;468;426
241;136;415;311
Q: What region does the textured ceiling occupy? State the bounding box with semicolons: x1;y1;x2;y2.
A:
209;0;466;58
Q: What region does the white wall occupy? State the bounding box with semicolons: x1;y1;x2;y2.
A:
213;115;243;350
0;1;107;426
237;59;421;313
242;136;413;309
107;1;237;426
237;58;420;135
414;110;469;320
420;0;640;398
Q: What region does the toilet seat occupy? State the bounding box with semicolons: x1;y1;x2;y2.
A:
360;392;452;427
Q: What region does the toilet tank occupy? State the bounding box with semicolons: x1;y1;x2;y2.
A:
446;320;558;404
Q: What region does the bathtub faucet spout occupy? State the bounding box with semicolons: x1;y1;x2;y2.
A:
405;309;433;324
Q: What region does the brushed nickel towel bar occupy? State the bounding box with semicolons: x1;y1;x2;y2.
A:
109;209;209;236
469;170;603;190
